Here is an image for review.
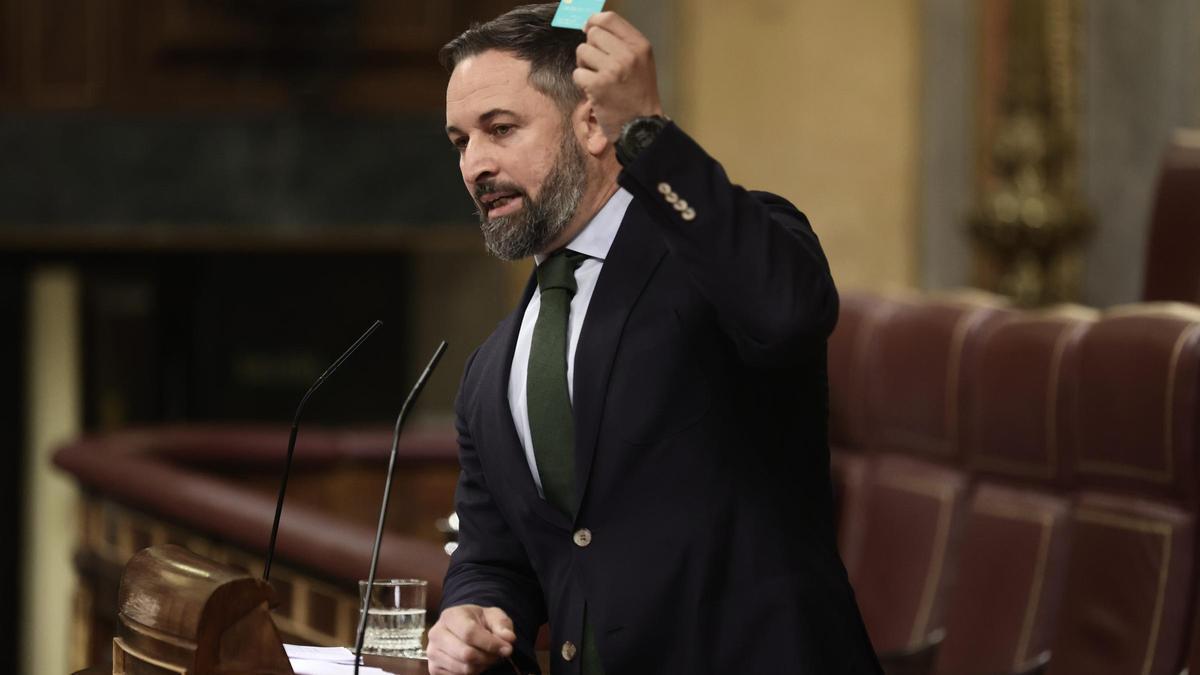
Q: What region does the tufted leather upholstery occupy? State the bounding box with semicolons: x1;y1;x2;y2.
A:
831;293;1007;656
827;292;1200;673
831;449;874;581
963;310;1095;487
827;291;1200;674
1049;494;1195;675
829;291;897;575
1062;306;1200;505
851;453;970;654
830;291;897;452
864;294;1005;464
933;310;1093;674
1047;306;1200;675
935;484;1072;675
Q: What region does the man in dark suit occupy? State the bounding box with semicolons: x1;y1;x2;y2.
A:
428;5;880;674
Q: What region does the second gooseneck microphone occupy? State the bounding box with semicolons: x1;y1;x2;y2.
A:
262;319;383;582
353;340;448;675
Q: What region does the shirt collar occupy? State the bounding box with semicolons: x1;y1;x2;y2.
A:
534;187;633;265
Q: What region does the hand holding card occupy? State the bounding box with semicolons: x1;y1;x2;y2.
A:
551;0;606;31
572;11;665;143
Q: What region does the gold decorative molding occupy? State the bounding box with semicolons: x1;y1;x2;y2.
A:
972;0;1092;306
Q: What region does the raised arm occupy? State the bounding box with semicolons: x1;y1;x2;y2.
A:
576;11;838;367
619;123;838;365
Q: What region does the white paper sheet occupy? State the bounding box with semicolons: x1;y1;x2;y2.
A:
284;644;389;675
289;659;389;675
285;644;357;663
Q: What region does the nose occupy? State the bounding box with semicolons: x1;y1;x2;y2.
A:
461;140;498;187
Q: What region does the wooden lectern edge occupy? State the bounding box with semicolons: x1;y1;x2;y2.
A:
113;545;294;675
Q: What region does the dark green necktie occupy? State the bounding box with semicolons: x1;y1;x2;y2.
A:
527;249;587;515
527;250;605;675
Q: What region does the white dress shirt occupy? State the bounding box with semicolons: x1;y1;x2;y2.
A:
508;187;634;495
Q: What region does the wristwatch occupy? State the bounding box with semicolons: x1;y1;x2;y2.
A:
616;115;670;167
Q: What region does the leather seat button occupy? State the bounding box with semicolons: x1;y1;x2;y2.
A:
573;528;592;547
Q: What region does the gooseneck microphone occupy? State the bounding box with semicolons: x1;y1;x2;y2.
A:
354;340;448;675
262;319;383;582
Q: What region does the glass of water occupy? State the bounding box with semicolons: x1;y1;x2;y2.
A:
358;578;428;658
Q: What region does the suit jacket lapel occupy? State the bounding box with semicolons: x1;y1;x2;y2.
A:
572;199;667;516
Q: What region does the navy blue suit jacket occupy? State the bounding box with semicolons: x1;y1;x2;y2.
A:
442;124;881;674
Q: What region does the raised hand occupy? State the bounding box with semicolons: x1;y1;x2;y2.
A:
573;11;665;142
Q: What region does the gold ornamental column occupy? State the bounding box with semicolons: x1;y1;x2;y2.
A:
971;0;1091;306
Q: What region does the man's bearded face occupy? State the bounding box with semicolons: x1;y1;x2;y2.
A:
446;50;593;261
474;129;586;261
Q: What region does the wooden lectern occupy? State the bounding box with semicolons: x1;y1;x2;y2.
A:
110;544;293;675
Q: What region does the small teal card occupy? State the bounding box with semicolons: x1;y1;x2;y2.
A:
551;0;605;31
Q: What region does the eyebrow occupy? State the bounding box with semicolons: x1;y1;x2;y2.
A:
446;108;520;136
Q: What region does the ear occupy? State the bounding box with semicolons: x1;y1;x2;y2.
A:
573;100;612;157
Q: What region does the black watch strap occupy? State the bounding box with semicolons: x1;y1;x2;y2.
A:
616;115;670;167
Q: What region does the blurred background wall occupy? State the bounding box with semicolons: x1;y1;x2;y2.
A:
1082;1;1200;304
1;1;1198;673
677;0;922;291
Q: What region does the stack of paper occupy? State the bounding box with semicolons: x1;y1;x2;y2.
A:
284;644;390;675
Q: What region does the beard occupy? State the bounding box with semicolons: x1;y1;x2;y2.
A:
475;132;587;261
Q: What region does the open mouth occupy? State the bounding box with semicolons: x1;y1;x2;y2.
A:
481;191;523;217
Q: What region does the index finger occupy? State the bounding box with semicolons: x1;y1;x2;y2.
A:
582;24;634;60
446;610;513;655
584;11;641;41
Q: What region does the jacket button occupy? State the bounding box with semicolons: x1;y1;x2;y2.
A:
657;182;672;195
673;199;689;212
562;640;578;661
573;528;592;547
682;208;697;222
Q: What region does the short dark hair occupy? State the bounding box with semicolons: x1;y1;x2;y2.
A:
439;3;586;112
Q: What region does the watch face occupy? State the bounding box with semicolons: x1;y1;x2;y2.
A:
618;117;667;167
633;117;666;137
